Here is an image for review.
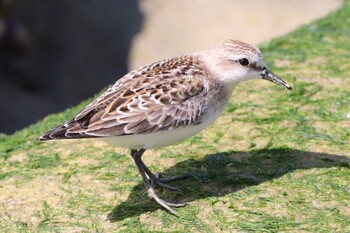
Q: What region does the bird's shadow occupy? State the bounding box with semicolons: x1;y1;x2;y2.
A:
107;148;350;221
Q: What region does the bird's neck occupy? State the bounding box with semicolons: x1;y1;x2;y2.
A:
194;50;246;91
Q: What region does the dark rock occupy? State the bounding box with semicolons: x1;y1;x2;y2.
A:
0;0;143;134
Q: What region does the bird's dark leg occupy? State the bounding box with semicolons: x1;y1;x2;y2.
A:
131;149;186;215
130;149;191;191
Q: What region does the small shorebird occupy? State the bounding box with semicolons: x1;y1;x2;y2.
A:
38;39;291;214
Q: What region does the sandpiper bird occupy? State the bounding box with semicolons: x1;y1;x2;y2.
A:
38;39;292;214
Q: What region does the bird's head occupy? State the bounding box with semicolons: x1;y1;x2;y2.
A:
197;39;292;90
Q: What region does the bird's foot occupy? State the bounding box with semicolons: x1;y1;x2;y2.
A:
147;186;186;215
148;173;192;192
131;149;189;214
155;173;192;183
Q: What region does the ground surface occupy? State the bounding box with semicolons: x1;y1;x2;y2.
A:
1;1;350;232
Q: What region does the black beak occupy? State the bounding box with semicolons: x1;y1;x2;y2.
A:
260;67;292;90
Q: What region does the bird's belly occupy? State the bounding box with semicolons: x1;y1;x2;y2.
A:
102;104;225;149
102;124;203;149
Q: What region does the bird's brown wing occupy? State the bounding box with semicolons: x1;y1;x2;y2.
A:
38;56;210;140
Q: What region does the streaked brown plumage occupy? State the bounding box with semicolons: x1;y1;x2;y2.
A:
39;55;219;139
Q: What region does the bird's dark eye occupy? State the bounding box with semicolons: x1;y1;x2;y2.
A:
239;58;249;66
